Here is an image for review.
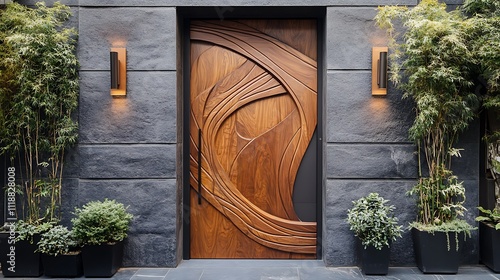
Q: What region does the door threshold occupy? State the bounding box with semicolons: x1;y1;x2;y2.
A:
177;259;325;269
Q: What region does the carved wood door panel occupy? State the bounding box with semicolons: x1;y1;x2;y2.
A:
189;19;317;259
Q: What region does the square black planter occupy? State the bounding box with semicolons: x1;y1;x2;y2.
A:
0;232;43;277
81;241;124;277
479;222;500;273
411;228;462;274
42;252;83;277
357;240;390;275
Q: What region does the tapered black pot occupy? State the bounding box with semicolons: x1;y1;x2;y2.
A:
479;222;500;273
0;232;43;277
42;252;83;277
411;228;462;274
357;240;390;275
81;241;124;277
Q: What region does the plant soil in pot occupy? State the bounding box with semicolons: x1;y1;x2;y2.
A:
411;228;463;274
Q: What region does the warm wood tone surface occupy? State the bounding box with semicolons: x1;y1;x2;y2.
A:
189;20;317;259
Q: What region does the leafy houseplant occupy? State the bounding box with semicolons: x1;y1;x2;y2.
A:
476;205;500;272
72;199;133;277
346;193;403;250
36;225;83;277
346;193;403;275
375;0;477;273
460;0;500;273
0;220;53;277
0;1;79;225
0;2;78;276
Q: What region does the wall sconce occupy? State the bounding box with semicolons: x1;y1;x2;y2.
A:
110;48;126;96
372;47;388;96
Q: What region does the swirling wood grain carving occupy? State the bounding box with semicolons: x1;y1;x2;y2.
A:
189;20;317;258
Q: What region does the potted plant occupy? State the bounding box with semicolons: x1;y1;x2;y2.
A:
476;206;500;272
0;221;53;277
346;193;403;275
460;0;500;273
72;199;134;277
0;2;78;277
375;0;478;273
36;225;83;277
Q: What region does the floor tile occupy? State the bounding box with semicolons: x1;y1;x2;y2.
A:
299;267;363;280
163;267;204;280
200;267;299;280
135;268;170;277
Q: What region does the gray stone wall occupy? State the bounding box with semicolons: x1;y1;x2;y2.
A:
15;0;478;268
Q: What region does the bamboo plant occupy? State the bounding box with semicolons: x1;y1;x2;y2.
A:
375;0;477;234
462;0;500;211
0;2;78;229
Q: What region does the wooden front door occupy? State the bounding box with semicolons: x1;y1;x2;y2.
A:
189;19;317;259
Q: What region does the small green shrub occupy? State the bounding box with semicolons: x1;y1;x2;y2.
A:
346;193;403;250
71;199;133;245
476;206;500;230
15;220;54;244
36;225;78;256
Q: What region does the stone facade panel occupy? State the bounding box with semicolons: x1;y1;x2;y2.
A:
79;71;176;144
326;71;413;143
79;144;175;179
78;7;176;71
326;144;417;179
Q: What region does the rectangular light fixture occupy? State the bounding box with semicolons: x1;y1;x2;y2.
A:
372;47;388;96
110;48;126;96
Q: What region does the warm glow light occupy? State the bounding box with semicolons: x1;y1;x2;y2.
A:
372;47;388;96
110;48;126;97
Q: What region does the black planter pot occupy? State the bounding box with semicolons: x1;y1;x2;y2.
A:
479;222;500;273
81;241;124;277
357;240;390;275
0;232;43;277
42;252;83;277
411;228;462;274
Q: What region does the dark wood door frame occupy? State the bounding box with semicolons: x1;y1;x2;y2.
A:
178;6;326;260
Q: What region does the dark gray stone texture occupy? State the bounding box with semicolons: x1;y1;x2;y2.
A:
78;7;176;71
79;0;418;6
125;234;176;267
327;7;390;70
326;71;414;142
79;72;176;144
326;144;417;179
78;144;176;179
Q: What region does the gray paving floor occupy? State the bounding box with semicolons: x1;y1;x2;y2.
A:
9;260;498;280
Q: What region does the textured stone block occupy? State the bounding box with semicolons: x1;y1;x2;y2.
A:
78;179;176;235
323;180;416;266
60;178;80;227
80;0;417;6
123;233;176;267
17;0;79;6
62;146;80;178
326;144;417;179
79;71;176;144
327;7;390;70
78;7;176;71
79;144;175;178
326;71;414;143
